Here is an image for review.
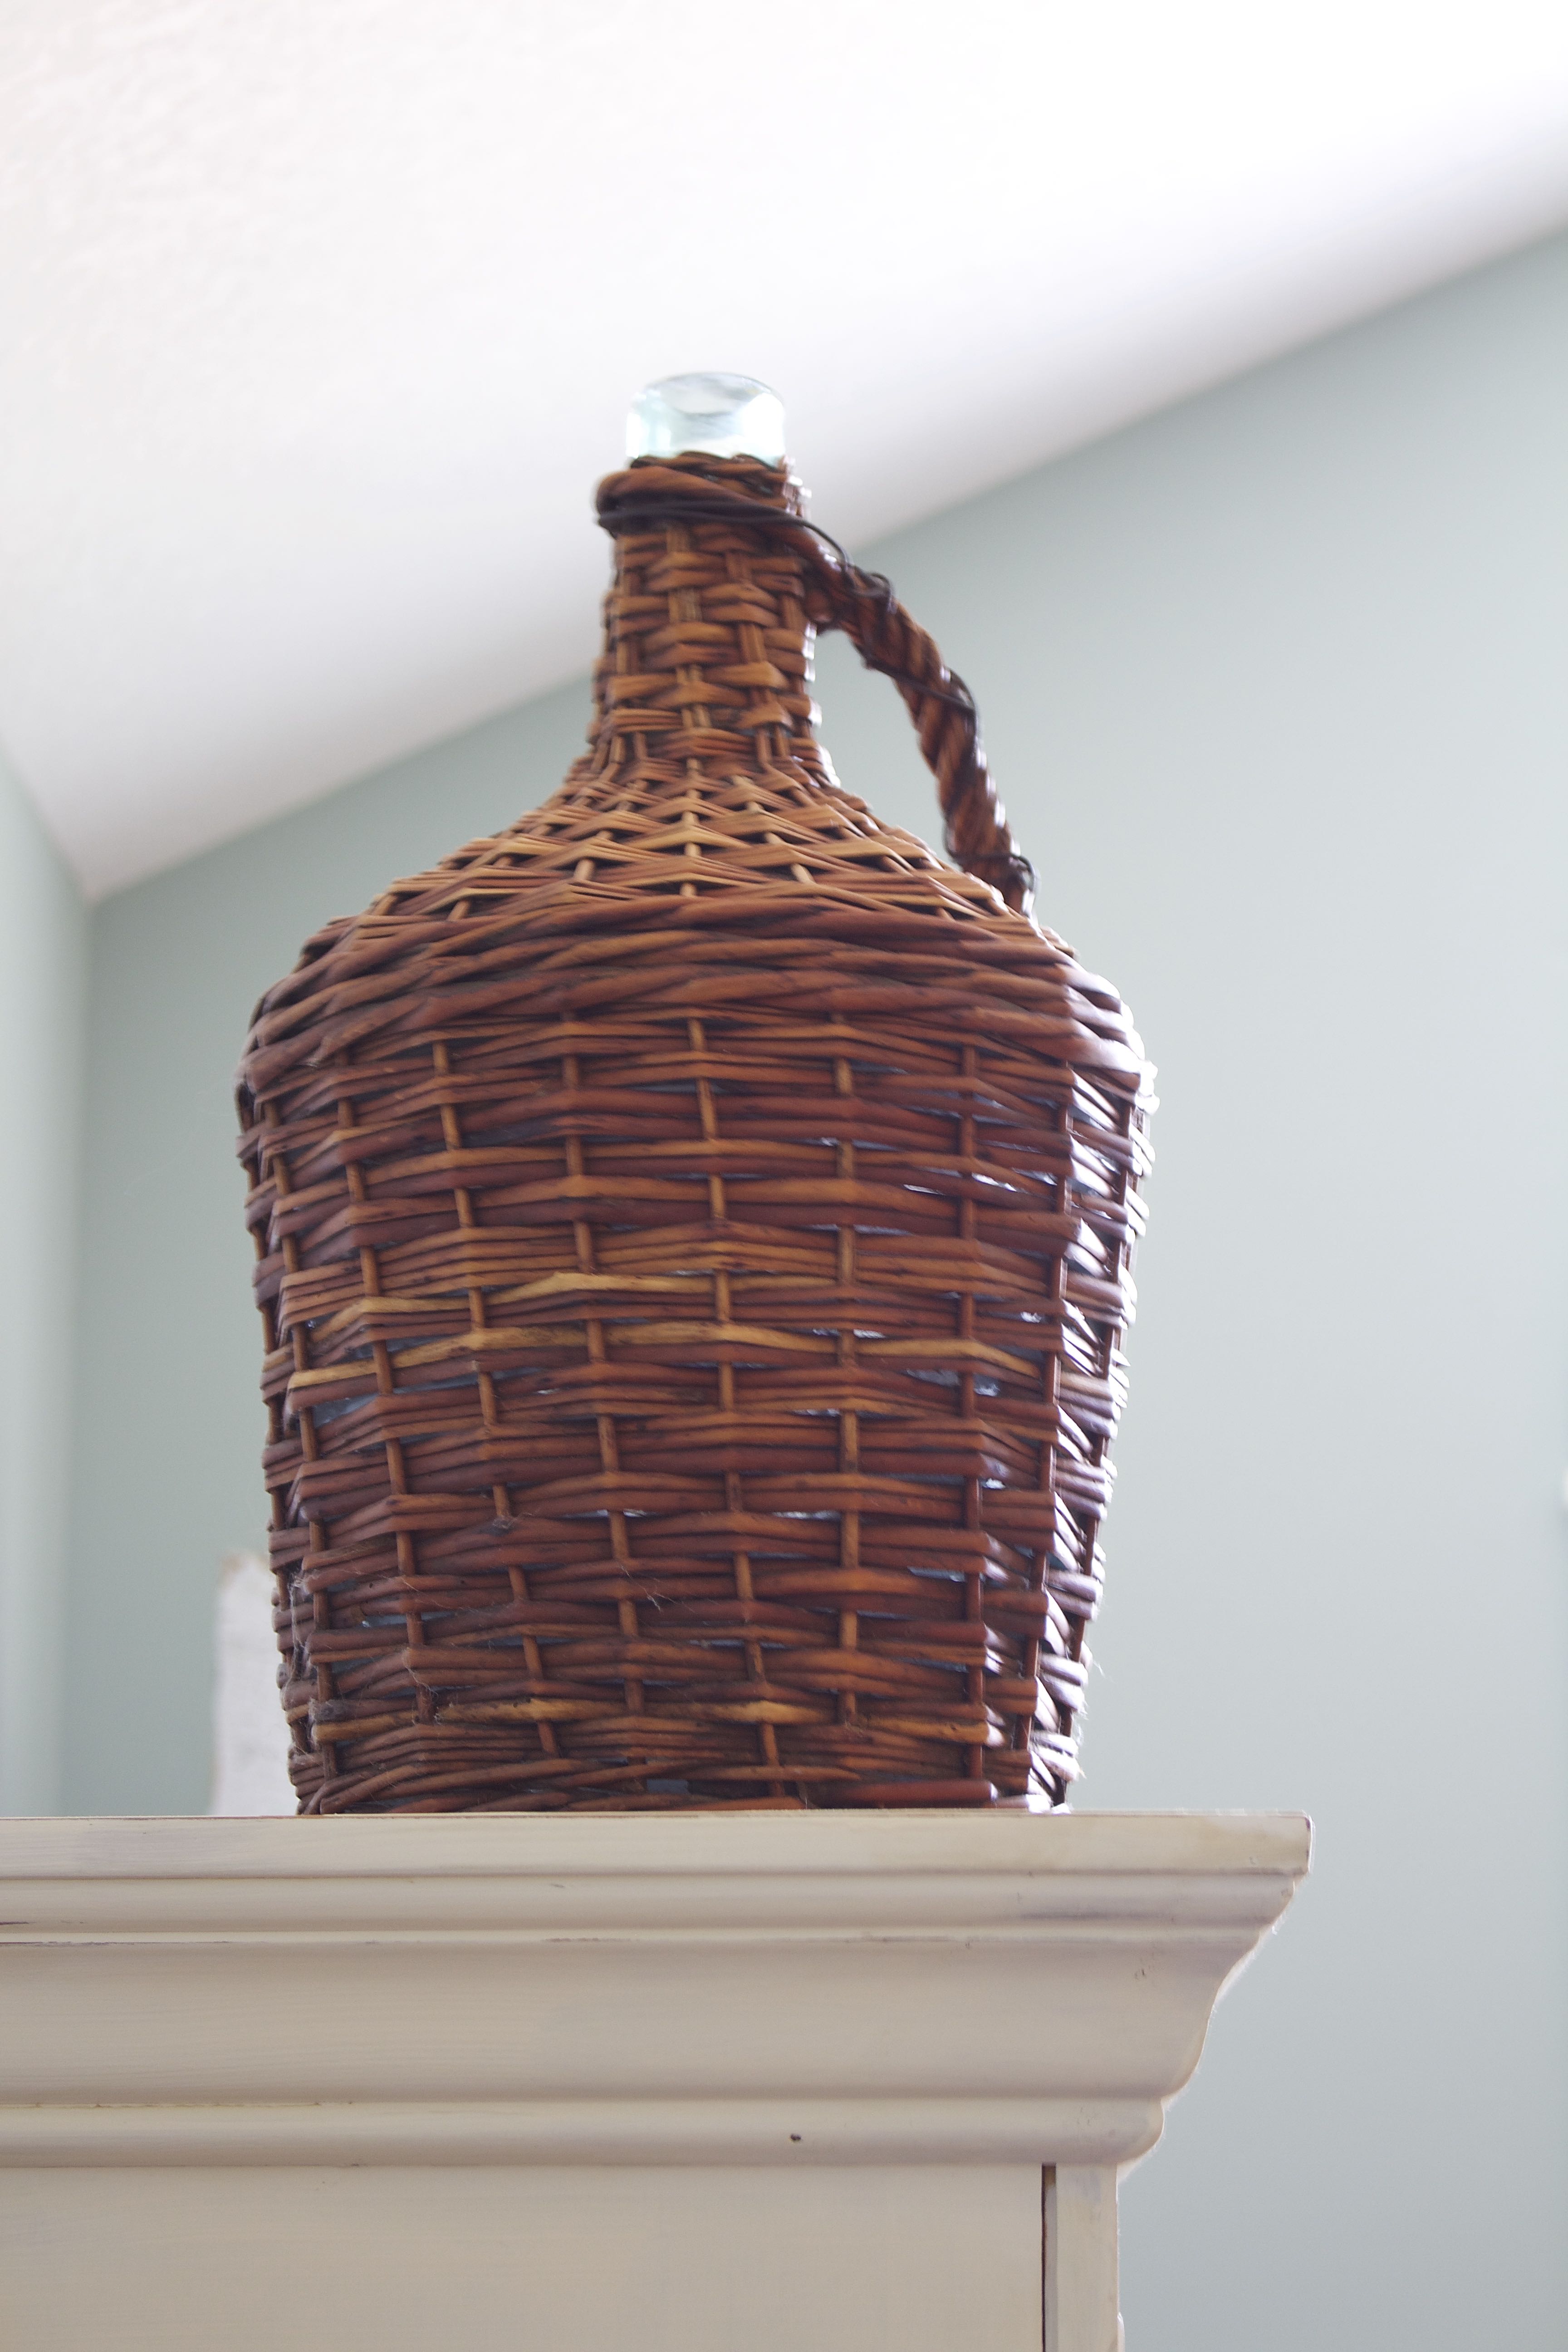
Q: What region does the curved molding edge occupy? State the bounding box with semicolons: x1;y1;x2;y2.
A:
0;2093;1166;2169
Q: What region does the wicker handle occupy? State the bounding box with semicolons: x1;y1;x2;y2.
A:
596;461;1036;916
803;554;1034;916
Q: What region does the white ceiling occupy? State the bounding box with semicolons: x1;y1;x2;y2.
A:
3;3;1567;898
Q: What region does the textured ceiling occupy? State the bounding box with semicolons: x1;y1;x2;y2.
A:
3;1;1567;897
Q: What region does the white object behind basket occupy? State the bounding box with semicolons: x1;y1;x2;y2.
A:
209;1551;294;1816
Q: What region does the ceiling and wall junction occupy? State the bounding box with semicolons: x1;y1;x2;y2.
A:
2;0;1566;895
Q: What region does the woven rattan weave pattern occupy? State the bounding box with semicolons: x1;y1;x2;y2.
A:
237;453;1153;1813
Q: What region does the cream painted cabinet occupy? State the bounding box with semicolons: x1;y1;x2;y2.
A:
0;1811;1307;2352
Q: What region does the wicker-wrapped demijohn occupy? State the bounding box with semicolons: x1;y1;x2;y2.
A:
237;373;1154;1814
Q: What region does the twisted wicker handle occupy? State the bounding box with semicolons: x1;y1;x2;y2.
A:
802;553;1034;915
596;461;1036;916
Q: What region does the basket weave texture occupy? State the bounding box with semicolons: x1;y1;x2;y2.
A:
238;454;1153;1813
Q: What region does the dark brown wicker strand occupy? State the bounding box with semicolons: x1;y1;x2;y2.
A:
237;450;1153;1814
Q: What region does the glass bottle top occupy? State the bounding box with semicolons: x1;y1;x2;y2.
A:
627;372;785;464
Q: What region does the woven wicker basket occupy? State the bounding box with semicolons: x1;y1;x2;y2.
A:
237;451;1153;1813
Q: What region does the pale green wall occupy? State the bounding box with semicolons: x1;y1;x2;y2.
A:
68;232;1567;2348
0;740;87;1814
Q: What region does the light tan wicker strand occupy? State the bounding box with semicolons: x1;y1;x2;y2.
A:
237;451;1153;1813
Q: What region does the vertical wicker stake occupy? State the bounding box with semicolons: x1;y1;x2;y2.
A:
237;374;1154;1815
